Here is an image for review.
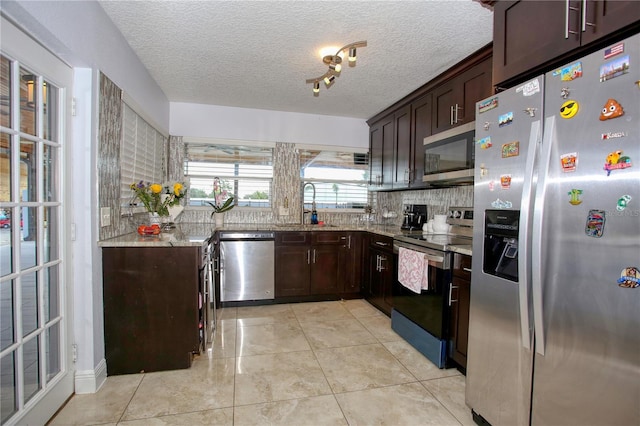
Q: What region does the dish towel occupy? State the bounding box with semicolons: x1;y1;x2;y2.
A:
398;247;429;294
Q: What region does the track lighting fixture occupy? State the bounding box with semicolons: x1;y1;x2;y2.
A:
306;40;367;96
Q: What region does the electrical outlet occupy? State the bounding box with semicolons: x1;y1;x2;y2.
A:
100;207;111;227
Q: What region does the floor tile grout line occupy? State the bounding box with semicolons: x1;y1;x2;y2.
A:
418;379;465;426
115;372;147;424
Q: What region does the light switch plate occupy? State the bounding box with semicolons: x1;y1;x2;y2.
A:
100;207;111;227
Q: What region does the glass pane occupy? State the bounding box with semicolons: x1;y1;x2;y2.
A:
19;68;36;136
43;207;59;263
23;336;41;403
43;143;57;202
46;323;60;381
0;352;17;423
44;264;59;322
21;272;38;336
42;80;58;142
20;138;37;202
0;132;10;202
0;279;15;351
1;213;14;277
20;207;37;270
0;56;10;129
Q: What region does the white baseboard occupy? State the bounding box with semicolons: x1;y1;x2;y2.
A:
74;358;107;394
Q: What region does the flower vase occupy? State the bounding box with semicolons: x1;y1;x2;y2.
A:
149;212;161;226
214;212;225;227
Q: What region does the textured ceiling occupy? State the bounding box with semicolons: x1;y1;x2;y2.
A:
98;0;493;119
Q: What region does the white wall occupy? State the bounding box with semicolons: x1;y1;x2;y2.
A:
171;102;369;148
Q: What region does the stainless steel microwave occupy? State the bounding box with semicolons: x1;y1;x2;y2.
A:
423;121;475;185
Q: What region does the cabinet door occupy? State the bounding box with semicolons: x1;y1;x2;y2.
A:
275;245;310;297
458;57;493;125
368;114;394;190
410;93;433;188
432;80;459;134
310;245;341;294
493;0;580;87
379;251;395;314
381;116;395;190
340;232;363;294
450;276;471;369
581;0;640;45
369;121;383;188
366;248;383;306
393;105;412;189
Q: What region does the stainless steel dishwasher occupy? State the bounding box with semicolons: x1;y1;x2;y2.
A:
218;231;275;302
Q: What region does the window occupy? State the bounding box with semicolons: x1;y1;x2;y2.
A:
184;142;274;208
299;148;369;209
119;103;165;209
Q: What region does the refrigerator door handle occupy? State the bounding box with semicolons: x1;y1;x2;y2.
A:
531;116;556;356
518;119;541;350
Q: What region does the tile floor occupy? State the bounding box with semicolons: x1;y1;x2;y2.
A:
49;300;474;425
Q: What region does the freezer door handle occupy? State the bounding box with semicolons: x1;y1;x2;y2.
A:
532;116;556;356
518;119;541;350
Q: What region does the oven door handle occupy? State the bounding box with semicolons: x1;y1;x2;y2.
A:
393;242;447;269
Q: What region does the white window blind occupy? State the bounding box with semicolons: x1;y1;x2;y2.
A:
300;149;369;209
184;143;274;208
120;103;165;208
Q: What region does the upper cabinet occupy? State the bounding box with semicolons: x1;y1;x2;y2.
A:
493;0;640;88
368;45;492;191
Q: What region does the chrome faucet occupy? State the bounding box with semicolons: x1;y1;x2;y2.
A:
302;182;318;224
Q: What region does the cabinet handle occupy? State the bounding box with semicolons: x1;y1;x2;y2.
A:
347;235;351;249
376;255;380;272
463;267;472;273
581;0;595;31
307;249;310;264
379;256;386;271
375;241;390;247
454;104;462;124
313;249;317;264
404;169;410;183
565;0;580;37
449;285;459;306
450;105;455;126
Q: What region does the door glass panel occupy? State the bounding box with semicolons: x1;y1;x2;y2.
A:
0;56;10;129
0;352;17;423
19;68;36;136
1;215;14;276
44;207;58;263
44;264;59;322
20;138;37;202
43;144;57;202
46;323;60;381
22;336;41;403
1;279;15;351
0;132;10;202
20;206;37;270
42;81;58;143
21;272;38;337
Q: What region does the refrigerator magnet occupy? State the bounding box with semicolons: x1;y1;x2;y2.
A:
585;209;605;238
604;42;624;59
599;99;624;121
498;112;513;127
500;174;512;189
502;141;520;158
515;78;540;96
616;195;632;211
617;267;640;289
560;100;579;119
491;198;513;209
523;107;536;117
561;152;578;172
559;62;583;81
604;150;632;176
601;131;626;140
477;136;492;149
599;55;629;82
560;87;570;99
568;189;583;205
478;97;498;114
483;121;491;131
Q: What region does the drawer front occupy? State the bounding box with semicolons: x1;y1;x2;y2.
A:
453;253;472;279
275;231;309;246
312;231;346;245
369;235;393;252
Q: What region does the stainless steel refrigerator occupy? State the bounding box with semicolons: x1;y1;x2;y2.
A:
467;33;640;425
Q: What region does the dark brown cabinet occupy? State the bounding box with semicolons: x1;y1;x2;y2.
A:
368;114;394;190
493;0;640;87
275;231;360;298
339;232;364;294
449;253;471;370
391;105;412;189
365;235;395;316
102;246;201;375
410;93;433;187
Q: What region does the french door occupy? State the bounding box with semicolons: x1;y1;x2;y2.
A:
0;17;73;425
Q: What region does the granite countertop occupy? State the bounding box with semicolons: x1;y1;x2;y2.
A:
448;244;473;257
98;222;404;247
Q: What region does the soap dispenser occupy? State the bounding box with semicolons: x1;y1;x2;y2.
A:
311;202;318;224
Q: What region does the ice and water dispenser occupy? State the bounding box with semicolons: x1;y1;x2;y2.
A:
483;210;519;282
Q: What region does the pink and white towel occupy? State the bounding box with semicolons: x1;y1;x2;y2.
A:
398;247;430;294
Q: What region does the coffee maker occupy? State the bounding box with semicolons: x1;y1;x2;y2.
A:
401;204;427;231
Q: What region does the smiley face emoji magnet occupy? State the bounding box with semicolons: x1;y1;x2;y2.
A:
560;100;579;119
599;99;624;121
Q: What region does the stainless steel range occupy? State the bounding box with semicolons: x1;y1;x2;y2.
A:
391;207;473;368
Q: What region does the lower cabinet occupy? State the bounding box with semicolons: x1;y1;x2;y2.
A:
275;231;362;298
102;246;201;375
449;253;471;370
365;235;395;316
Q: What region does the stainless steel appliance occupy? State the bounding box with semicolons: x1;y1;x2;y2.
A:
422;121;475;185
218;231;275;303
467;34;640;426
202;235;216;351
392;207;473;368
401;204;427;231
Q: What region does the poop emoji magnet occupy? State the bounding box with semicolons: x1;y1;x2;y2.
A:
600;99;624;121
560;100;579;119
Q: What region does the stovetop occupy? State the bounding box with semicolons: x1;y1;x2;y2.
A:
394;232;472;251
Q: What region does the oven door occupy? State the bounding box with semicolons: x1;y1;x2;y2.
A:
393;241;451;339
